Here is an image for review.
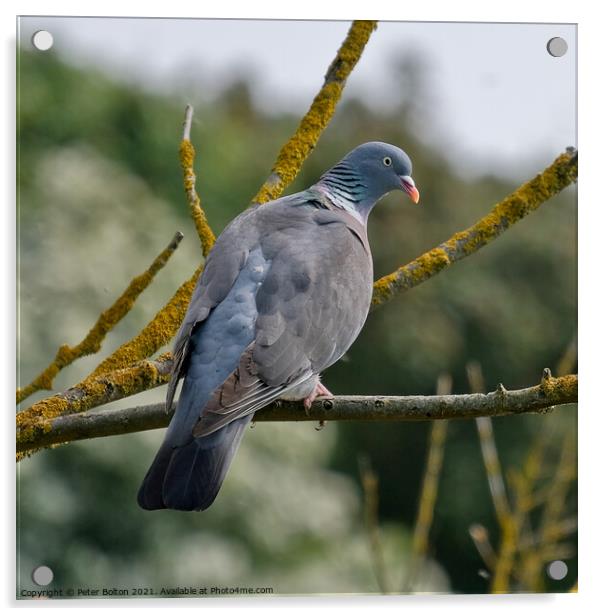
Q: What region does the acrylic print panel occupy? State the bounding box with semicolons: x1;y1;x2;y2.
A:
17;17;577;599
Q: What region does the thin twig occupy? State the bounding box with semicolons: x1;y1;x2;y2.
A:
16;373;577;458
518;516;577;551
358;455;390;593
467;361;512;525
251;20;378;205
491;432;547;593
179;104;216;257
469;524;498;573
16;232;183;404
403;373;451;592
525;429;577;588
371;148;578;309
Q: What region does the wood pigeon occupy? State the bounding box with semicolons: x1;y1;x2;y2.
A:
138;141;420;511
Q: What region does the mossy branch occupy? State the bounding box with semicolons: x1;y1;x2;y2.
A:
179;104;216;257
17;372;577;458
16;354;174;460
251;20;378;205
87;265;201;378
16;231;183;405
74;105;213;380
371;148;578;309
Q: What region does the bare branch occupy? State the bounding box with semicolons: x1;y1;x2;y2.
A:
182;104;193;141
517;427;578;589
491;431;547;593
16;232;183;404
467;361;512;525
371;148;578;309
17;372;577;459
179;104;216;257
404;373;451;592
469;524;498;572
359;456;390;593
251;20;378;205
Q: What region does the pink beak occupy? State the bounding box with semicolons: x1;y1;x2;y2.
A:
401;175;420;204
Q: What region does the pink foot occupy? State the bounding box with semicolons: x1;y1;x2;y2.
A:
303;380;335;413
316;382;334;398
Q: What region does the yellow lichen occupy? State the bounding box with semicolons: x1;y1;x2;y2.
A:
539;373;577;400
371;149;577;309
90;266;202;377
252;20;377;205
179;138;216;257
16;353;173;457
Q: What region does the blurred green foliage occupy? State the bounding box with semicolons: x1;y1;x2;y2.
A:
17;44;576;597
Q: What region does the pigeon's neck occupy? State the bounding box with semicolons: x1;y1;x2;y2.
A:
313;163;376;224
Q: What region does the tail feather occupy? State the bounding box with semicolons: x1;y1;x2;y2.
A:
137;415;252;511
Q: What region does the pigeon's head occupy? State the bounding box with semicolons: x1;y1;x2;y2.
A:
317;142;419;222
343;142;419;204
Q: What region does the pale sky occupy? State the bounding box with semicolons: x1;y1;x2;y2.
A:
18;17;576;179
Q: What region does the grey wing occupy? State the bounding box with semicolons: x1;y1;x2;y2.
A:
166;208;259;411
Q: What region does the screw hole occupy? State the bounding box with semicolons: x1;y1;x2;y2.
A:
547;37;568;58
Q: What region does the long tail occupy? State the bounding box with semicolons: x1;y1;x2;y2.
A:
137;414;252;511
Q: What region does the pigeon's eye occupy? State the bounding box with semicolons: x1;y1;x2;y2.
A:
382;156;392;167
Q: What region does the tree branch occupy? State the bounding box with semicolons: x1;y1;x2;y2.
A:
16;372;577;458
358;456;390;593
179;104;216;257
467;361;512;526
16;354;173;460
251;20;378;205
16;231;183;404
88;105;216;378
371;148;578;308
87;267;200;378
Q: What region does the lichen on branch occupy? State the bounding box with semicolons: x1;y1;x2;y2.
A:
16;353;174;460
81;107;216;378
372;148;578;308
88;265;202;378
179;104;216;257
251;20;378;205
16;231;184;404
